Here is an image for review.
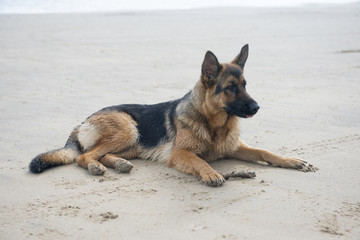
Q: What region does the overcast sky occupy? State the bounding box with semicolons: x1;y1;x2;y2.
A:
0;0;357;13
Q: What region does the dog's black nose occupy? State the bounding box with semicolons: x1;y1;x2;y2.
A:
249;102;260;115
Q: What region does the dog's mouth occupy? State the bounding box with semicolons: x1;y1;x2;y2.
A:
224;109;256;118
238;113;255;118
225;107;259;118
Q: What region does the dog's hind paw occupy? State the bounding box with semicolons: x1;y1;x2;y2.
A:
88;162;106;175
115;160;133;173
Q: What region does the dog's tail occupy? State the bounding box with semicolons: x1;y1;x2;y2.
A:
29;127;82;173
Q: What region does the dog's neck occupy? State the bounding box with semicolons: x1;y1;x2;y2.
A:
191;81;235;129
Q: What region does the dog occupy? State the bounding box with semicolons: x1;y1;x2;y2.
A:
29;44;313;187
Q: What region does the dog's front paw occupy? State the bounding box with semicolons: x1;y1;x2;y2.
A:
200;169;225;187
279;157;318;172
294;159;318;172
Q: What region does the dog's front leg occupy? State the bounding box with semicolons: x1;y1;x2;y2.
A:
168;149;225;187
229;140;313;171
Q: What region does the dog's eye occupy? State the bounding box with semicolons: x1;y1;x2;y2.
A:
225;86;233;91
225;85;237;93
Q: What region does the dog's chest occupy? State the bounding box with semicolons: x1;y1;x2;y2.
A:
200;127;239;161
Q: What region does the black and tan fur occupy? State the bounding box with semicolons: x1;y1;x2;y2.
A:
30;45;312;187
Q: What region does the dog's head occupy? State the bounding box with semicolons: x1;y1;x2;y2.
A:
200;44;259;118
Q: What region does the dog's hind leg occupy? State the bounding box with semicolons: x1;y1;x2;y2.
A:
76;146;107;175
76;141;137;175
99;154;133;173
76;112;139;175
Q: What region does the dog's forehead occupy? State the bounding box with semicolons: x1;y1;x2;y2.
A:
223;64;242;78
215;64;244;94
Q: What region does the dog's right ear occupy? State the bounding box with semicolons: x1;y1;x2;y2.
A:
201;51;221;88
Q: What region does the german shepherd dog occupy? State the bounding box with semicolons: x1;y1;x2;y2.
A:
30;45;313;187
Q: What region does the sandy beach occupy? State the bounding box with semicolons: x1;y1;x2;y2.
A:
1;6;360;239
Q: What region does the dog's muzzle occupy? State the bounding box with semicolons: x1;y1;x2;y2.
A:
246;102;260;117
226;100;260;118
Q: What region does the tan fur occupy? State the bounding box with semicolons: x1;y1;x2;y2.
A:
226;140;306;168
168;148;225;187
99;154;133;173
46;148;78;165
164;49;312;186
74;57;310;183
138;142;173;164
76;112;139;174
31;46;313;186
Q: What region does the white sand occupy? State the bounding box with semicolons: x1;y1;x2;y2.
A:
1;6;360;239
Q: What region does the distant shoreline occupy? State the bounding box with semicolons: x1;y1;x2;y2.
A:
0;1;358;15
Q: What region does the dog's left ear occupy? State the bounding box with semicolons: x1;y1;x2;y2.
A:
232;44;249;69
201;51;222;88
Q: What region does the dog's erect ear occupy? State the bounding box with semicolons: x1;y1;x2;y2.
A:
201;51;221;88
232;44;249;69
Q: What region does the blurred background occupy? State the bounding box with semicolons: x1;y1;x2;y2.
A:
0;0;357;14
